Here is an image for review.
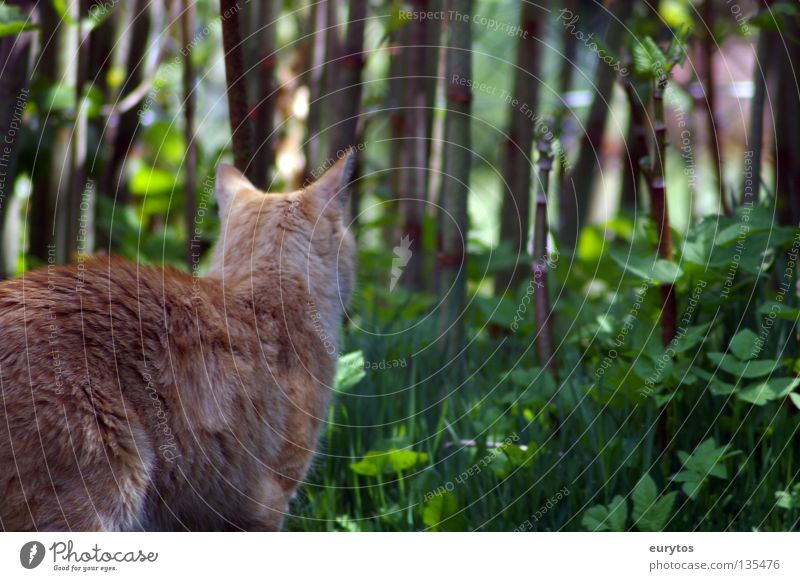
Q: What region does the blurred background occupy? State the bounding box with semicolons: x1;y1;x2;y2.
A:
1;0;800;531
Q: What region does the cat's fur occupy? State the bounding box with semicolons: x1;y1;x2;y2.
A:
0;152;357;531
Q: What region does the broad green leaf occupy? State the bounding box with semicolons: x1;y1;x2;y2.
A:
334;351;365;393
758;301;800;321
631;473;657;520
610;250;683;284
606;495;628;532
790;392;800;410
737;377;800;406
775;484;800;510
422;492;462;531
729;329;760;361
582;495;627;532
349;448;429;477
130;166;179;197
672;323;710;354
633;474;676;532
707;352;781;378
673;438;739;499
582;505;611;532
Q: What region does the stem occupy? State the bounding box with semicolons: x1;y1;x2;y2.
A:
331;0;367;222
70;0;91;258
182;0;197;270
701;0;729;214
533;135;558;384
220;0;254;180
401;0;431;292
497;0;544;294
745;31;768;205
437;0;472;370
560;0;633;250
0;0;34;276
650;74;677;346
250;0;279;187
620;77;649;212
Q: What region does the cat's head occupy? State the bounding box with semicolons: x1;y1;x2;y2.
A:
208;151;357;310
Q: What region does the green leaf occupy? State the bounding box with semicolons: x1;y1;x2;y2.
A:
707;352;781;378
672;323;710;354
790;392;800;410
632;474;676;532
758;301;800;321
775;484;800;510
673;438;739;499
632;36;666;77
0;4;37;37
422;492;462;531
737;377;800;406
349;448;429;477
582;495;627;532
610;250;683;284
334;351;366;393
729;329;760;361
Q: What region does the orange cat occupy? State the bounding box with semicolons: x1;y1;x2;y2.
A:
0;152;357;531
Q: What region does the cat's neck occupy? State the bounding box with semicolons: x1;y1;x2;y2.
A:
206;261;344;353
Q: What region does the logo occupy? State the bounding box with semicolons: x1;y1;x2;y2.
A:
20;541;45;569
390;235;413;291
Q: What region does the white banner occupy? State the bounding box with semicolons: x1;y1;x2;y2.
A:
1;533;797;580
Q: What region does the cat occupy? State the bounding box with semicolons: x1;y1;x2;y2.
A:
0;151;357;531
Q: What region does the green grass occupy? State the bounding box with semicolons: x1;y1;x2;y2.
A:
288;207;800;532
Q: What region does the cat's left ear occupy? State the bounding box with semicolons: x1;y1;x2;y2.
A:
216;163;255;214
310;148;357;212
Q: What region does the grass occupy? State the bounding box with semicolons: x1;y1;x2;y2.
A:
288;229;800;531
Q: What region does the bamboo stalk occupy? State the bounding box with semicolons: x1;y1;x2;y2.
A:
401;0;432;292
533;135;558;383
68;0;91;260
496;0;544;294
251;0;278;187
701;0;729;214
330;0;367;220
620;77;649;212
561;0;633;250
437;0;472;366
182;0;197;271
745;31;768;205
220;0;254;180
100;0;151;211
0;0;34;276
649;73;677;346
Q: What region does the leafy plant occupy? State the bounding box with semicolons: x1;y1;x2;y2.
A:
672;438;741;500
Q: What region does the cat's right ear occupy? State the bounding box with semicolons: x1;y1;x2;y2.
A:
216;164;254;213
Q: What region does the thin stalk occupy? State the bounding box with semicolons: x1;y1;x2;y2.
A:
0;0;34;276
401;0;431;292
533;136;558;384
437;0;472;371
182;0;196;270
620;77;649;212
701;0;729;214
330;0;367;222
648;73;677;456
251;0;278;187
220;0;254;180
496;0;544;294
744;32;768;205
69;0;91;259
649;74;677;344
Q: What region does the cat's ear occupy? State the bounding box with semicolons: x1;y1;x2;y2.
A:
309;148;357;211
216;163;254;213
